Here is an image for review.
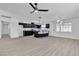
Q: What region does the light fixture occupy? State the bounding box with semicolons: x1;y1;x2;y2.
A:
57;20;63;24
59;21;63;24
57;20;60;23
34;10;38;13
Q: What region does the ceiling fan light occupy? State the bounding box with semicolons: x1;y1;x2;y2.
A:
35;10;38;13
57;20;60;23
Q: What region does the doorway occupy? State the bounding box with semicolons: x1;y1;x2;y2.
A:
1;21;10;38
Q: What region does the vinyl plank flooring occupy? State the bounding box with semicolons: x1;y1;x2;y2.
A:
0;36;79;56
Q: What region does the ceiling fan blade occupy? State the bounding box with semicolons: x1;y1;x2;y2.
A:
30;10;35;14
34;3;38;9
29;3;36;9
38;9;48;11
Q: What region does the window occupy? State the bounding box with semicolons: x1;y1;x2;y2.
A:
56;24;60;32
56;23;72;32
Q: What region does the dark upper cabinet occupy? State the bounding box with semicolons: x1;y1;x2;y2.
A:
46;24;50;28
19;22;35;28
35;25;41;28
23;24;31;28
19;22;50;28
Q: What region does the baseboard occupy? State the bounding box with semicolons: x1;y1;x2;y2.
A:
51;35;79;40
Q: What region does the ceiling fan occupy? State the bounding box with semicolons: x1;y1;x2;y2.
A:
57;16;65;24
29;3;48;14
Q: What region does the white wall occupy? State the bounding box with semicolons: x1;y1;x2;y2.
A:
0;20;2;39
0;9;21;38
0;17;19;38
1;21;10;35
50;17;79;39
10;19;19;38
19;25;23;37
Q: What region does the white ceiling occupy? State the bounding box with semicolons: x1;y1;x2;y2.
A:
0;3;79;22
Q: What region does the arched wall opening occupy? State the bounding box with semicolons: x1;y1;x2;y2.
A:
1;21;10;38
